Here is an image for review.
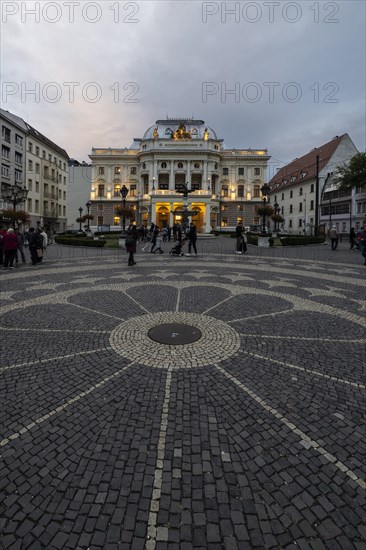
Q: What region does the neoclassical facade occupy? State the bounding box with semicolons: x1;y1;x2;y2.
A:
88;118;270;233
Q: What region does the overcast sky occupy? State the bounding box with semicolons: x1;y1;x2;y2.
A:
1;0;365;178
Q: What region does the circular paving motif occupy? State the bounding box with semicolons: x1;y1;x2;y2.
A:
109;311;241;369
148;323;202;345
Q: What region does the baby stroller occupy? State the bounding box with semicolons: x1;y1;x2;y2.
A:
169;241;184;256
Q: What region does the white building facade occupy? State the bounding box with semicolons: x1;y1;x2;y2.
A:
269;134;359;236
88;119;270;233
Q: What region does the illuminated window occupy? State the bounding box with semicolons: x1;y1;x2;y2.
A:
221;217;228;227
130;185;137;196
221;185;228;197
113;216;120;226
237;217;243;224
115;167;121;174
114;184;121;196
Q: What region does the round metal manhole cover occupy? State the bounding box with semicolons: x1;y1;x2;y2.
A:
148;323;202;345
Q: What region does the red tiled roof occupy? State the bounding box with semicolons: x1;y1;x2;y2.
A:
269;134;346;192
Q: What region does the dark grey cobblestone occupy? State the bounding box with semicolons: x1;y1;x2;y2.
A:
0;245;365;549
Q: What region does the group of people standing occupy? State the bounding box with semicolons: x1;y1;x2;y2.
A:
0;227;48;270
235;222;248;254
125;222;198;266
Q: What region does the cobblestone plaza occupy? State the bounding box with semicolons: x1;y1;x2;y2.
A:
1;240;365;549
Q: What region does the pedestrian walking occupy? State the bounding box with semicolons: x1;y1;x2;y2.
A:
356;224;366;265
150;227;159;253
349;227;356;250
186;222;197;255
28;227;42;266
235;221;243;253
328;226;339;250
125;224;138;266
153;232;164;254
15;228;26;265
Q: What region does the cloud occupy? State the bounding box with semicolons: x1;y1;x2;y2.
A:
1;0;364;163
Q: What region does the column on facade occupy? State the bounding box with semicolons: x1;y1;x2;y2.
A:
203;160;207;189
107;166;113;199
153;160;158;182
169;161;174;190
148;162;153;193
151;200;156;225
186;161;191;188
204;200;211;233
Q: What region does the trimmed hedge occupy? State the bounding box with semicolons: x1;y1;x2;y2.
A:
54;236;106;247
94;230;121;236
280;236;325;246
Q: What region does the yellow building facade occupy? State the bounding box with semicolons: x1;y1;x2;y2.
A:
88;118;270;232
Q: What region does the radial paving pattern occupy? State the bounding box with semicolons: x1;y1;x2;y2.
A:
0;251;365;550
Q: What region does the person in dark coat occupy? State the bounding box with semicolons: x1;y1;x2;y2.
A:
125;224;138;266
349;227;356;250
186;222;197;255
2;228;18;269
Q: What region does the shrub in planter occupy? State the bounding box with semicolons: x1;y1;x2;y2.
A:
280;236;325;246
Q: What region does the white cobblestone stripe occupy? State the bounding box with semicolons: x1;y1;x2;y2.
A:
213;363;366;491
0;363;134;447
146;367;173;550
0;347;113;374
239;348;366;389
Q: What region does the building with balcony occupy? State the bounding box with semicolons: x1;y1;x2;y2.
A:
1;108;69;232
88;118;270;233
268;134;359;236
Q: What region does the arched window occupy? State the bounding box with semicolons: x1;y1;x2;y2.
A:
177;162;183;169
161;162;167;169
194;163;200;169
142;162;146;170
114;184;121;197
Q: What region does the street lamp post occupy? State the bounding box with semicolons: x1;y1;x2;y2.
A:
85;200;92;230
260;183;270;235
78;207;83;232
120;184;129;238
273;201;279;231
1;185;29;228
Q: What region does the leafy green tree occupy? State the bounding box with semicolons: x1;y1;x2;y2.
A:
336;152;366;190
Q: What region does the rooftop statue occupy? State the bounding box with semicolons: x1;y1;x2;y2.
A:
172;122;192;140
